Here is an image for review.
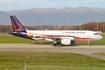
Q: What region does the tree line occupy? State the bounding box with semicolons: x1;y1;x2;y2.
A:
0;22;105;33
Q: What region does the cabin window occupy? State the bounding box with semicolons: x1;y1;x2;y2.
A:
94;33;99;35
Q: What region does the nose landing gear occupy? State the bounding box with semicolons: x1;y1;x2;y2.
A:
87;41;90;46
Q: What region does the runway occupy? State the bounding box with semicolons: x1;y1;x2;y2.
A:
0;44;105;52
0;44;105;60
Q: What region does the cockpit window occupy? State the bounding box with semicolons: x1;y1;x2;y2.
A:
94;33;99;35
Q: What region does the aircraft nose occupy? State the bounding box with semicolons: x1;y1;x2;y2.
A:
98;35;103;40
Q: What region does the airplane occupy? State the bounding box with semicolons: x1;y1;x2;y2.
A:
9;16;103;46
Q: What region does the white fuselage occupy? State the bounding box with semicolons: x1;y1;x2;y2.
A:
26;30;103;41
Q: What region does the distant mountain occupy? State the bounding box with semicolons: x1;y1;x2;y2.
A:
0;7;105;25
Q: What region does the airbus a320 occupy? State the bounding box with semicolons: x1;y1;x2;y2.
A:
9;16;103;46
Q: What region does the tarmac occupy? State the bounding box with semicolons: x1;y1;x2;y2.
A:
0;44;105;60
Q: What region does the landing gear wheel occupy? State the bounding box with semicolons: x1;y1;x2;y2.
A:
53;43;56;46
53;39;61;46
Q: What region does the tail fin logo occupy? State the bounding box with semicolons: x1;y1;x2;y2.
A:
11;19;17;31
10;16;26;32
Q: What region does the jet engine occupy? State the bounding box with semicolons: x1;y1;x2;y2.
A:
61;38;71;45
61;37;74;45
53;37;74;46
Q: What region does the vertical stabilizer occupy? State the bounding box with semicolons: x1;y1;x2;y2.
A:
10;16;26;32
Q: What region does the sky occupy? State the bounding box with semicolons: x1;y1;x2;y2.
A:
0;0;105;11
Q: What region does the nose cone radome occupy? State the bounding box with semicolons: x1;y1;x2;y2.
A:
96;35;103;40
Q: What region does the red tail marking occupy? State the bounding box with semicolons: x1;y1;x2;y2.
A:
11;19;17;31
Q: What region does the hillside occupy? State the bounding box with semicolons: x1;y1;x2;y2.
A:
0;7;105;25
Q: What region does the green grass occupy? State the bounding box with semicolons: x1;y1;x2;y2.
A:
0;36;34;43
0;52;105;70
0;35;52;44
27;66;105;70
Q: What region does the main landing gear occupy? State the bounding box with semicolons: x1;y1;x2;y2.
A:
53;39;61;46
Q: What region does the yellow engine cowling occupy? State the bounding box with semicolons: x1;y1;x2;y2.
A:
27;32;33;37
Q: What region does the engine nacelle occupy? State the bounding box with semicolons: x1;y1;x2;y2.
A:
61;37;74;45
